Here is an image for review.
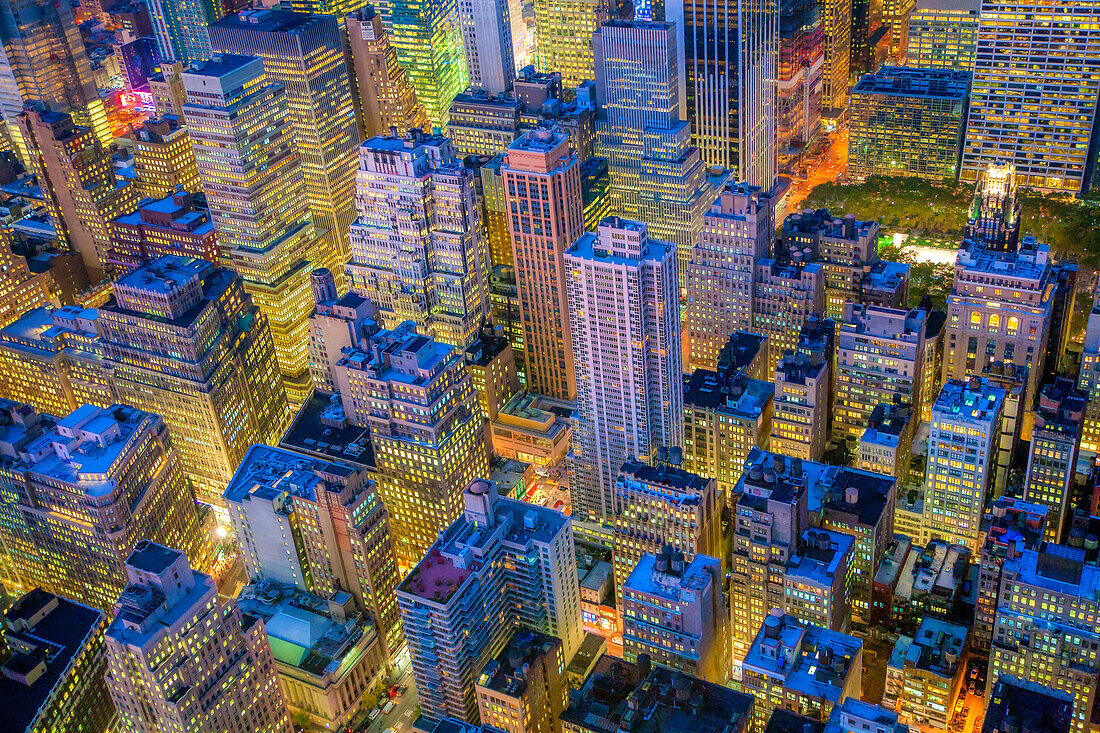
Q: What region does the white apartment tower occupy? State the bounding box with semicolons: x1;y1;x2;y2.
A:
457;0;524;94
566;217;682;523
348;130;490;349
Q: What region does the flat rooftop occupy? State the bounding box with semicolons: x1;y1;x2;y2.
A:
279;392;375;469
932;378;1005;426
617;460;711;502
891;617;968;679
623;552;719;603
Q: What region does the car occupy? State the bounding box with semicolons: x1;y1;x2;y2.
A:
382;700;396;715
395;685;408;697
368;709;382;721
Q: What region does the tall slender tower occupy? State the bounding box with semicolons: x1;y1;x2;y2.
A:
678;0;778;187
458;0;522;94
821;0;851;110
388;0;467;127
566;217;682;523
345;6;428;139
209;10;359;293
535;0;602;87
501;129;583;401
146;0;220;65
183;54;324;403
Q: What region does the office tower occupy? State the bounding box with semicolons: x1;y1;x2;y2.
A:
335;322;489;567
0;590;115;733
447;91;522;158
962;0;1100;195
306;268;376;394
682;0;779;187
534;0;601;88
388;0;466;127
593;21;716;269
18;109;139;281
773;351;829;461
465;323;520;425
785;528;855;632
987;543;1100;733
742;614;863;732
685;181;775;371
236;583;388;731
348;131;490;348
344;6;429;139
835;304;927;441
566;218;682;523
129;116;201;198
611;461;722;599
470;155;512;267
621;550;726;683
857;401;915;480
209;10;359;291
108;191;218;273
0;243;53;329
502;130;583;401
966;162;1020;251
907;0;979;70
1079;286;1100;453
943;236;1053;410
183;55;326;403
883;0;914;59
849;67;970;181
474;629;567;733
972;497;1047;656
0;401;210;611
146;0;218;65
922;377;1004;553
489;265;525;384
0;0;112;152
580;156;612;229
752;259;826;379
149;62;188;116
778;0;824;155
457;0;521;95
398;480;582;725
821;0;851;111
224;445;403;657
104;543;293;733
983;676;1074;733
683;335;775;497
1023;380;1085;542
885;619;968;731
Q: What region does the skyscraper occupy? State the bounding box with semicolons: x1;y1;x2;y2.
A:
534;0;602;87
458;0;522;94
680;0;778;187
347;130;490;348
344;6;429;139
821;0;851;111
306;267;377;394
751;258;826;379
108;191;219;273
1023;380;1085;542
773;350;830;461
0;401;211;611
183;54;326;403
388;0;467;127
146;0;220;65
907;0;980;71
566;217;681;523
0;236;54;328
209;10;359;293
104;543;293;733
502;129;583;401
961;0;1100;195
129;116;202;198
778;0;824;154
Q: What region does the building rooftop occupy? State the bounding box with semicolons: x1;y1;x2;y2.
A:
744;614;862;702
788;529;853;586
1009;542;1100;596
476;628;560;699
0;591;105;733
617;461;712;504
559;655;754;733
717;331;768;374
623;551;719;604
280;391;375;469
873;535;913;588
889;618;968;679
820;467;897;529
981;497;1047;558
981;675;1073;733
766;709;827;733
893;540;970;601
824;698;909;733
955;236;1050;284
209;8;333;33
684;370;773;417
852;66;971;99
224;444;362;507
860;402;913;448
932;378;1005;426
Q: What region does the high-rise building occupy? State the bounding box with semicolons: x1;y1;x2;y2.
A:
344;6;429;139
857;401;915;481
502;129;583;401
824;698;908;733
347;131;490;348
447;91;522;159
534;0;601;88
987;543;1100;733
982;675;1074;733
183;54;327;403
778;0;824;155
593;20;717;270
1023;379;1085;542
0;401;210;611
961;0;1100;195
883;0;915;60
335;321;489;568
966;162;1021;252
129;115;202;198
0;240;54;329
943;236;1053;410
849;66;970;182
907;0;980;71
1079;285;1100;454
821;0;851;111
835;304;928;441
457;0;522;95
742;614;863;732
398;480;582;725
465;323;520;425
923;377;1004;553
104;543;293;733
873;538;972;635
470;155;512;268
306;267;377;394
491;392;572;466
751;259;826;379
388;0;467;127
224;444;404;656
773;351;830;461
680;0;779;188
886;619;968;731
209;10;359;293
18;109;139;281
108;190;218;273
611;461;722;599
474;629;568;733
685;181;775;371
146;0;219;65
621;550;727;683
566;218;682;523
0;590;115;733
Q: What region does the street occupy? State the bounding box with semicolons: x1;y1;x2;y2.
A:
349;663;419;733
785;127;849;212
